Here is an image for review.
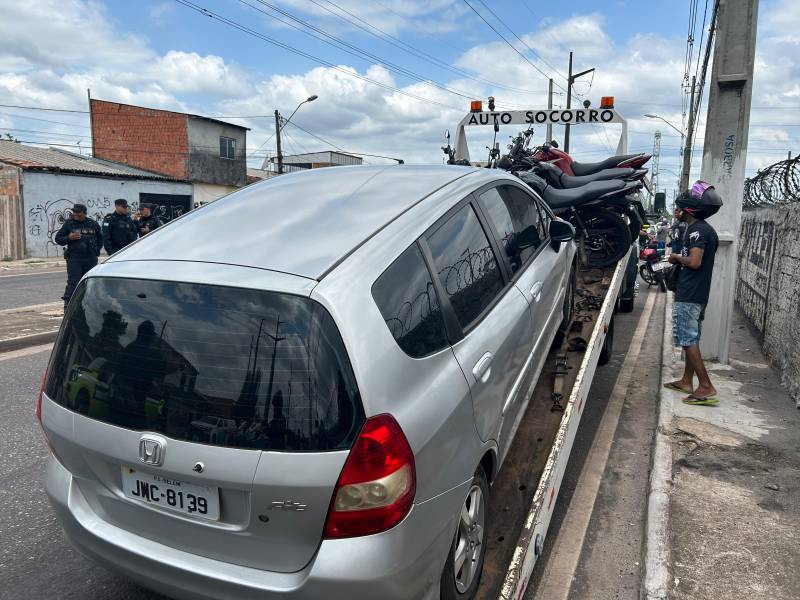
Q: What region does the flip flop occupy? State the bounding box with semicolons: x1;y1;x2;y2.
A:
663;382;693;394
682;394;720;406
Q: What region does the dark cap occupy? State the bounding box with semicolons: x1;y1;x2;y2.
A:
140;203;152;211
72;203;87;213
114;198;129;208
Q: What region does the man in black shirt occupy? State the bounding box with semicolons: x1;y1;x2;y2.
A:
102;198;137;254
54;203;102;309
665;182;722;405
134;203;163;238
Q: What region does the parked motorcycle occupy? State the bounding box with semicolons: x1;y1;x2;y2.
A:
639;246;667;292
531;140;652;177
516;169;635;268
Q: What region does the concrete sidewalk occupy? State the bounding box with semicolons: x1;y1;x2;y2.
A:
0;303;62;352
0;257;65;273
646;295;800;599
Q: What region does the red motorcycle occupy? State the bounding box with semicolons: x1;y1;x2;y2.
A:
532;141;652;176
639;246;667;292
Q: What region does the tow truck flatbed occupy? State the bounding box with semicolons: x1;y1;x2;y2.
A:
475;256;628;599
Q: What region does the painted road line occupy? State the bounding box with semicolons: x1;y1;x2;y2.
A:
0;269;65;278
533;288;659;600
0;343;54;361
0;302;63;315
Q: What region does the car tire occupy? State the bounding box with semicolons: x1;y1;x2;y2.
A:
553;264;576;349
440;466;489;600
598;316;615;366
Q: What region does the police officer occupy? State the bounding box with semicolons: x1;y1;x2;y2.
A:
55;203;102;309
134;203;162;237
102;198;137;255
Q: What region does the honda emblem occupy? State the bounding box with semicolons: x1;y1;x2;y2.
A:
138;435;165;466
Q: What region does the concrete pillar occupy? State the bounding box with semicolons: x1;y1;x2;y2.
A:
699;0;759;363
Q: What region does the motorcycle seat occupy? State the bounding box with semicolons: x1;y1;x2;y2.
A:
541;180;627;210
559;167;635;188
571;154;644;176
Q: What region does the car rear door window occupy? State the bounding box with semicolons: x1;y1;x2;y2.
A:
427;204;504;330
479;185;547;274
372;244;449;358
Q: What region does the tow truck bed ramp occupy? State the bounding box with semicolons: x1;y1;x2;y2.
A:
475;257;627;599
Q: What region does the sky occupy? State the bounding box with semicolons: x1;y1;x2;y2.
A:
0;0;798;201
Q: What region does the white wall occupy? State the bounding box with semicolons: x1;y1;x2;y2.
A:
22;172;192;257
192;182;237;206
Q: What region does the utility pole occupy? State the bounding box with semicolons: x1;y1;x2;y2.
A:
546;78;554;144
698;0;759;363
274;109;284;174
680;75;697;191
564;52;595;153
651;130;662;212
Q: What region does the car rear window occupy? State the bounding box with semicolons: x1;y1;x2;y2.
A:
45;277;364;452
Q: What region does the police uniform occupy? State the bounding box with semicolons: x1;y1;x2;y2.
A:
55;209;103;307
102;208;138;254
135;206;163;237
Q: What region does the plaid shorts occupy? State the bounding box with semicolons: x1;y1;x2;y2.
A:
673;301;705;347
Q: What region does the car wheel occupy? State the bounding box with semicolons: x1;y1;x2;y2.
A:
440;466;489;600
553;264;576;349
599;316;615;366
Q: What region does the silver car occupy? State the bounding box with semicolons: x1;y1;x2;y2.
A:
39;165;576;600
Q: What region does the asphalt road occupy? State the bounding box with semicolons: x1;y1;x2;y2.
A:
0;346;167;600
0;270;66;310
0;286;662;600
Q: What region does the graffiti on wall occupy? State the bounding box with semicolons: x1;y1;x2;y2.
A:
27;197;139;257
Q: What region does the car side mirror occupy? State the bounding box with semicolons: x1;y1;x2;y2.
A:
549;219;574;251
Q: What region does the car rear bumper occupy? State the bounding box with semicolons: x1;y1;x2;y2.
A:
46;456;467;600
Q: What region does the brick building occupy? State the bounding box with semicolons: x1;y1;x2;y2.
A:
90;99;248;204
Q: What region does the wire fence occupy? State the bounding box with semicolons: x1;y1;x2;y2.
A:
743;155;800;208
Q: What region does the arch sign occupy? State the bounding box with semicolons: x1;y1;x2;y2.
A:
463;108;623;127
453;107;628;162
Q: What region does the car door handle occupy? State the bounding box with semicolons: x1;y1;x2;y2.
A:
530;281;543;302
472;352;493;382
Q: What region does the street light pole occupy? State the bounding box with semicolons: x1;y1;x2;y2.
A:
275;95;318;174
645;113;686;189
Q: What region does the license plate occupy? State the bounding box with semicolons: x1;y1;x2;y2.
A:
122;467;220;520
651;262;667;272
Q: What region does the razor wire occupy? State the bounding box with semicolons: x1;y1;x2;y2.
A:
743;155;800;208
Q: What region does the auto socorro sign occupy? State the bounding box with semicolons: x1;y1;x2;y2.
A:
463;108;623;127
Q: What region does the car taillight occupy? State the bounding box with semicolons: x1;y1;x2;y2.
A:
36;368;47;422
323;414;415;539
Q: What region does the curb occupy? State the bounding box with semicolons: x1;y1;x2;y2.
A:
642;293;674;599
0;330;59;354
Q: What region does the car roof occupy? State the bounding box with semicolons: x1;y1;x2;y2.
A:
110;164;480;279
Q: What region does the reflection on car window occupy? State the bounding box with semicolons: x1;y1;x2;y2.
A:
479;186;546;273
46;278;364;452
372;244;449;358
428;204;504;329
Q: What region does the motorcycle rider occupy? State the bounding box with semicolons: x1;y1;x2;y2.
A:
134;203;162;237
54;203;102;310
665;181;722;406
102;198;137;255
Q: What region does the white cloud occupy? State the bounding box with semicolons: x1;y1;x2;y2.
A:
1;0;798;184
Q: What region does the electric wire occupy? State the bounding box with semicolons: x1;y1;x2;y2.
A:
460;0;568;94
172;0;465;111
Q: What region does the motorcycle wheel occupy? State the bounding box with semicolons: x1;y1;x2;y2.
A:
639;264;658;286
577;209;632;269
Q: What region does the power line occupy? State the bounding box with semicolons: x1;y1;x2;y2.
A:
173;0;464;111
461;0;567;94
473;0;569;83
242;0;481;102
302;0;545;99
